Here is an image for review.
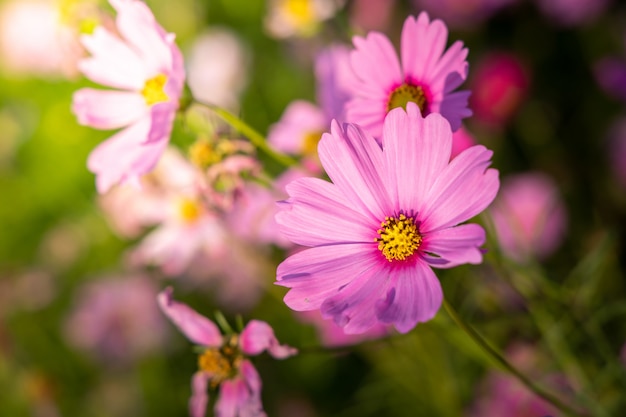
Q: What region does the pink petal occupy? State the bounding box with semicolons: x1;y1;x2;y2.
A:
375;260;443;333
318;121;391;220
72;88;146;130
382;105;452;212
422;223;486;268
350;31;402;95
190;371;210;417
401;13;447;83
344;97;388;139
79;26;146;90
315;44;355;122
276;177;375;247
87;117;168;193
276;243;379;311
434;42;469;91
215;379;239;417
111;0;173;75
239;320;297;359
320;260;391;334
146;101;177;144
157;287;223;347
238;361;266;417
420;145;499;232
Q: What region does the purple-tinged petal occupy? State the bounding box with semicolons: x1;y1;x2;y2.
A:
318;121;391;220
401;13;447;83
145;101;177;144
239;320;297;359
277;177;375;247
157;287;223;347
276;243;379;311
72;88;146;130
320;260;391;334
429;41;469;91
215;379;239;417
375;260;443;333
315;44;355;122
438;88;472;132
420;145;499;232
422;223;486;268
383;105;452;211
190;371;210;417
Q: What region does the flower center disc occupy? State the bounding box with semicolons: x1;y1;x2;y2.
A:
285;0;314;26
376;214;422;262
387;83;427;113
141;74;169;106
198;349;233;386
177;198;202;223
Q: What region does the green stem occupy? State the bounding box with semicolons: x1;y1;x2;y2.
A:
194;100;298;168
442;298;585;417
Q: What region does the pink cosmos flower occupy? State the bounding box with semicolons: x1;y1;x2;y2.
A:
469;52;529;129
275;103;499;334
490;172;567;262
158;287;297;417
72;0;185;193
344;12;471;140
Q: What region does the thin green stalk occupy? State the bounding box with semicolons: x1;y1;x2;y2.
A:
194;100;298;168
442;298;585;417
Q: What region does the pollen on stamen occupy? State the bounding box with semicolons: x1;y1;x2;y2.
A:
141;74;169;106
387;83;427;113
375;213;423;262
198;349;232;387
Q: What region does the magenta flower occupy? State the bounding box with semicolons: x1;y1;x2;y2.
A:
72;0;185;193
158;287;297;417
345;12;471;140
275;103;499;334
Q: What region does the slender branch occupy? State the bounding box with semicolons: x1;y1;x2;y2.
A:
192;100;298;168
442;298;585;417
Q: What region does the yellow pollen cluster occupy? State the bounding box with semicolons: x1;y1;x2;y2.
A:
301;130;323;157
376;214;422;262
198;349;233;386
387;83;427;113
177;198;202;223
141;74;169;106
189;139;220;169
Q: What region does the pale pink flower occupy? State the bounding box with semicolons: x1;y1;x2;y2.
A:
534;0;610;27
64;275;168;363
349;0;396;32
186;28;249;110
158;287;297;417
0;0;83;78
345;12;471;140
268;44;353;173
490;172;567;262
469;52;529;129
412;0;518;30
276;104;499;334
72;0;185;193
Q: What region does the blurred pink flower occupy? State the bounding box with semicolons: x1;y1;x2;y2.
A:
158;287;297;417
298;310;389;347
490;172;567;261
345;12;471;140
412;0;517;30
276;104;499;334
469;52;529;129
64;274;168;363
268;44;353;173
72;0;185;193
595;57;626;103
0;0;84;78
348;0;396;32
466;344;571;417
186;28;249;110
534;0;610;27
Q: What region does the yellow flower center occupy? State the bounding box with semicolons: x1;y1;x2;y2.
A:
376;214;422;262
284;0;315;26
177;198;202;223
387;83;427;113
141;74;169;106
197;335;242;387
189;139;220;169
